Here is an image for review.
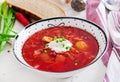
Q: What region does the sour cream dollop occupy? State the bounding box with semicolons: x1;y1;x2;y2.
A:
47;38;72;53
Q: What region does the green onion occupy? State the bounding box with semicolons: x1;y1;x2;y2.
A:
0;34;15;38
66;46;71;50
62;44;65;47
61;36;65;41
0;1;16;52
46;44;49;48
54;36;57;40
56;40;59;43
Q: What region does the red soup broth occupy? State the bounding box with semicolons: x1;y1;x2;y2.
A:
22;26;99;72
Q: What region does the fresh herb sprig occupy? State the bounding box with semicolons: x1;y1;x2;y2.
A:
0;1;16;52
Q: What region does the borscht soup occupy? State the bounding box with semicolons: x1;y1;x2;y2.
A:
22;26;99;72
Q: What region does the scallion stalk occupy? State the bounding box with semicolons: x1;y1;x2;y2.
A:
0;1;16;52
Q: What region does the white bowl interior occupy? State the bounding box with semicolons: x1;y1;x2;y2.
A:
13;17;107;78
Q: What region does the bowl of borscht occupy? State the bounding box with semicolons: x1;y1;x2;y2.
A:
13;17;108;78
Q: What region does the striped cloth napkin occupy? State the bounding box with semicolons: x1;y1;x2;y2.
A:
86;0;113;66
86;0;120;82
105;11;120;82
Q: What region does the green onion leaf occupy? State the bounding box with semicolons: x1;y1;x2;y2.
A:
0;34;15;38
0;1;16;52
54;36;57;40
66;46;71;50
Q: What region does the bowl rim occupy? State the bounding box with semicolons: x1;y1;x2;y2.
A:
12;17;108;74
